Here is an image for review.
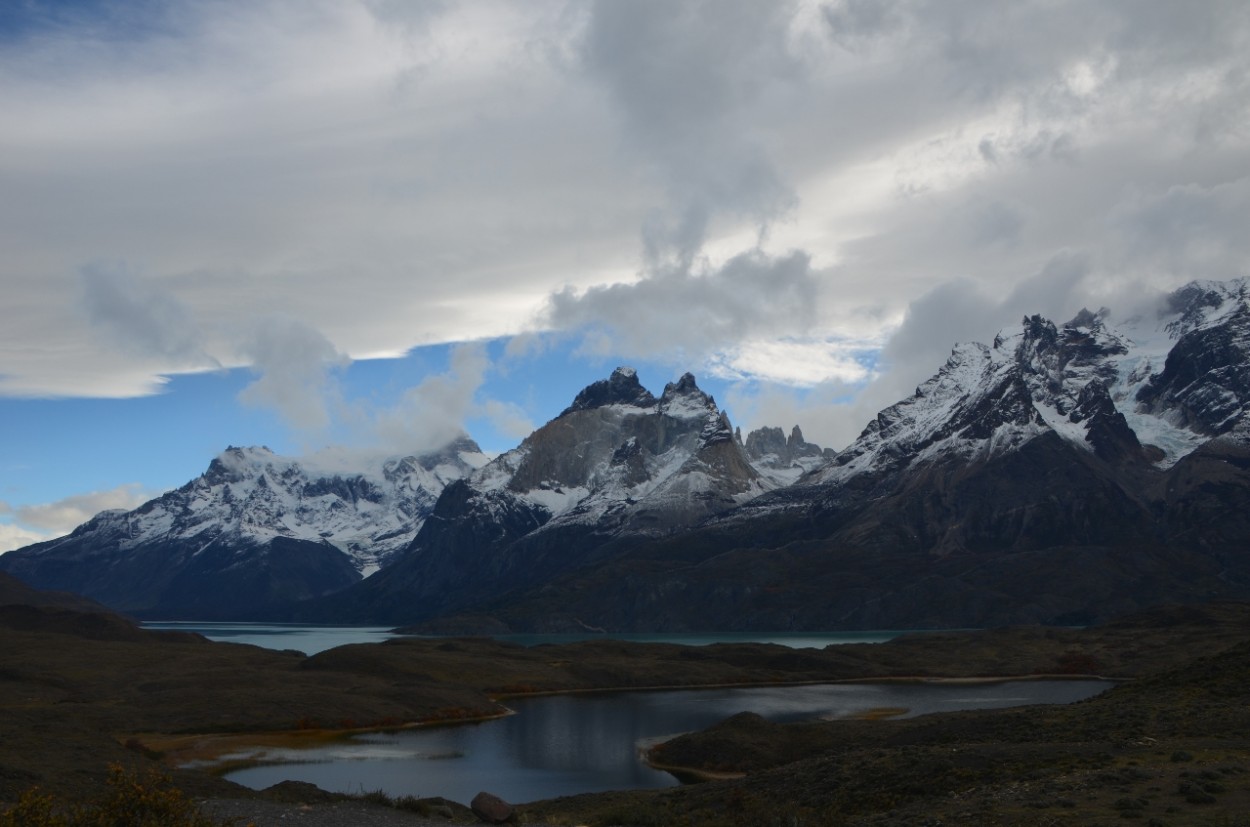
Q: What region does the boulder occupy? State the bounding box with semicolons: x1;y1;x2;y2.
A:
470;791;513;824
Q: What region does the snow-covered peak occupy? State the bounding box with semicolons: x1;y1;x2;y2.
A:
457;369;767;534
658;372;719;420
1123;278;1250;449
83;438;488;576
815;281;1250;485
205;445;278;482
1159;277;1249;339
821;338;1038;481
1011;310;1130;413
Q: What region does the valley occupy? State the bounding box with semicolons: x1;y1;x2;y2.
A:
0;588;1248;824
3;279;1250;824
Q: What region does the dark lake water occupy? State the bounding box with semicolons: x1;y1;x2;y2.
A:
222;679;1112;805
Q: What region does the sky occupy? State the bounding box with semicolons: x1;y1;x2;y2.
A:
2;0;1248;551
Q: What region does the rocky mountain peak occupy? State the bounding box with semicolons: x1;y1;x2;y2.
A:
743;424;832;484
1163;277;1249;339
204;445;276;484
1137;281;1250;438
1066;306;1108;330
744;425;787;458
499;369;752;498
658;372;718;419
559;367;657;417
1013;309;1129;410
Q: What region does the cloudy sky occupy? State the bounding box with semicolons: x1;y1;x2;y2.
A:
2;0;1248;551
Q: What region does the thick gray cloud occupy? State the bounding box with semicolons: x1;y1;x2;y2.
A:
81;264;218;368
1108;177;1250;282
581;0;802;256
545;249;819;362
0;0;1246;456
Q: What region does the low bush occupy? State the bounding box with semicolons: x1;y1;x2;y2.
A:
0;764;249;827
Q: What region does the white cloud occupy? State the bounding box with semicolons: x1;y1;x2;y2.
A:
0;484;155;552
724;379;867;452
0;0;1245;460
708;338;879;387
237;315;350;435
340;342;532;457
0;522;52;555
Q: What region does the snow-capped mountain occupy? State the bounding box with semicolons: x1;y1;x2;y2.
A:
306;369;822;623
395;278;1250;632
815;309;1142;486
7;278;1250;629
815;278;1250;489
472;368;770;533
0;438;487;618
742;424;833;485
170;439;488;575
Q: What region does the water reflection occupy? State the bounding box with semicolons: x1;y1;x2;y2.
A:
225;679;1110;805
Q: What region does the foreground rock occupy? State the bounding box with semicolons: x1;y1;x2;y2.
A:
470;791;513;823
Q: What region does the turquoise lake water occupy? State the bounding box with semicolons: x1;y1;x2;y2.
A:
141;621;905;655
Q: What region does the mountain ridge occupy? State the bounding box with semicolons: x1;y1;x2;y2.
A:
391;278;1250;631
4;277;1250;628
0;437;489;617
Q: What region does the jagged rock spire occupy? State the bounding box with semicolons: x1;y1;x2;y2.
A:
560;367;657;417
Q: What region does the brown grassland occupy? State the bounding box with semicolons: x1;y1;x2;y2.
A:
1;601;1248;825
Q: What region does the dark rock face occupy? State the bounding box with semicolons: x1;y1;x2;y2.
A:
559;366;656;416
1070;379;1145;463
305;480;553;623
1137;310;1250;436
744;425;830;472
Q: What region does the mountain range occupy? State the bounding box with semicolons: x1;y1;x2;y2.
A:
0;439;488;618
3;278;1250;629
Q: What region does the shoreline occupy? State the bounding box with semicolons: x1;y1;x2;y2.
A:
146;672;1115;773
136;707;518;772
490;671;1115;699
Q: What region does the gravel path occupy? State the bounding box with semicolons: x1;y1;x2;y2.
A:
200;797;485;826
200;796;565;827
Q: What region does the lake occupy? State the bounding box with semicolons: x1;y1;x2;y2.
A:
141;622;402;654
222;679;1112;805
141;621;906;655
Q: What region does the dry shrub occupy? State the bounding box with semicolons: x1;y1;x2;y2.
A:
0;764;250;827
